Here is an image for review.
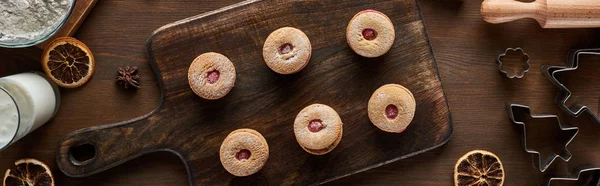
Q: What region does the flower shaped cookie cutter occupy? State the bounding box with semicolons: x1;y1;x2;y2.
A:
497;47;530;78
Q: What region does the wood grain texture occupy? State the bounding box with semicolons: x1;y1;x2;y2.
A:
481;0;600;28
35;0;98;49
54;0;451;185
2;0;600;185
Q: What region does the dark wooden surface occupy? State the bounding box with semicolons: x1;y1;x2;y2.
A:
1;0;600;185
55;0;451;185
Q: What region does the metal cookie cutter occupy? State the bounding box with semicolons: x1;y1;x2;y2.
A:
542;48;600;123
498;47;530;78
545;165;600;186
506;103;579;172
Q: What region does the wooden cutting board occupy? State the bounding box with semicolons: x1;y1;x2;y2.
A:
56;0;452;185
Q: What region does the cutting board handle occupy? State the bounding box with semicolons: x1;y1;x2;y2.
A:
56;115;164;177
481;0;544;24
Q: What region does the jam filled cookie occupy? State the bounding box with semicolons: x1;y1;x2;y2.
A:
188;52;236;100
220;129;269;177
294;104;343;155
368;84;416;133
262;27;311;74
346;10;395;58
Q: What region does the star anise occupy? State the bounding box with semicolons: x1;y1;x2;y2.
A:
117;66;140;89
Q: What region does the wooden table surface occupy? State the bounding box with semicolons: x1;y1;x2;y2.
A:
1;0;600;185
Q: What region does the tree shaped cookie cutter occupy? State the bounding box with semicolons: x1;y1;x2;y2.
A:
498;47;530;78
542;48;600;123
545;165;600;185
506;103;579;172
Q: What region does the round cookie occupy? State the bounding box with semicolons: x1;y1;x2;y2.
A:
263;27;311;74
299;127;342;155
188;52;236;100
294;104;343;155
346;10;395;58
368;84;416;133
220;128;269;177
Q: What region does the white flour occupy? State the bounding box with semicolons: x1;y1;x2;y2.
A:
0;0;70;43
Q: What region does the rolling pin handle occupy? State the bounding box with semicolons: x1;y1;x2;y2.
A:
481;0;543;24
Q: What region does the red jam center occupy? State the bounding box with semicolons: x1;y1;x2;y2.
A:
308;119;324;133
236;149;251;160
279;43;294;55
385;104;398;119
207;70;220;84
362;28;377;40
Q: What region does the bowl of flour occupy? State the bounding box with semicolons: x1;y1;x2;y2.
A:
0;0;76;48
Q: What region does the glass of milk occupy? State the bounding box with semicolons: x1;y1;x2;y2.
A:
0;72;60;150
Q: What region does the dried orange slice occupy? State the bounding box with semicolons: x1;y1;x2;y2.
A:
42;37;95;88
454;150;505;186
3;159;54;186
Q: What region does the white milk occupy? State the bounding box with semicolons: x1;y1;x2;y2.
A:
0;90;19;146
0;72;59;149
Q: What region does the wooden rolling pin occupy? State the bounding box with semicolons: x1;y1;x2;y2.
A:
481;0;600;28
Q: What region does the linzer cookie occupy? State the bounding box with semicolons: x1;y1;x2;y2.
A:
262;27;311;74
368;84;416;133
220;129;269;177
346;10;395;58
294;104;343;155
187;52;236;100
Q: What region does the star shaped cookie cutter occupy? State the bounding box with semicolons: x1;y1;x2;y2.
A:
542;48;600;123
545;165;600;186
506;103;579;172
498;47;530;78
